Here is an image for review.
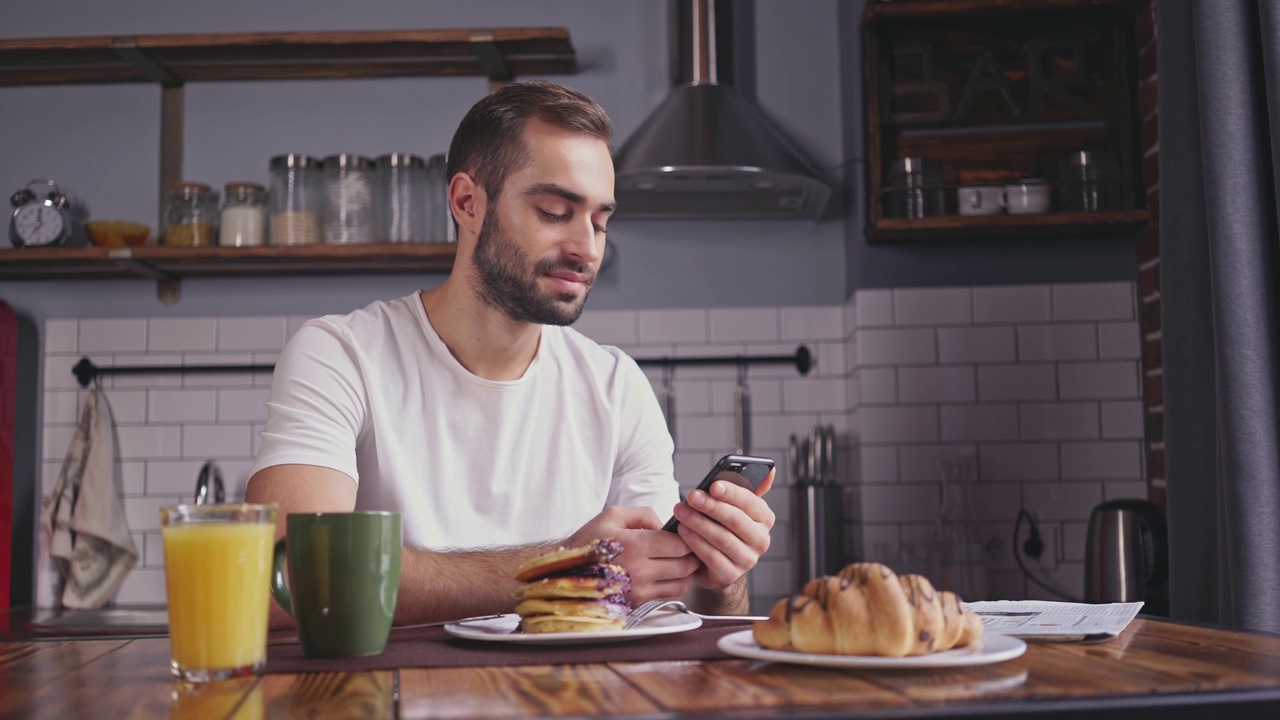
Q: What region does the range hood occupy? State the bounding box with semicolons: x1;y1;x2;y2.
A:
612;0;832;221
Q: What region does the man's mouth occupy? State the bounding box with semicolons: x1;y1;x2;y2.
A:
544;268;594;293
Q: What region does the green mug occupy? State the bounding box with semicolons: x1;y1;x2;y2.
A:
270;511;402;658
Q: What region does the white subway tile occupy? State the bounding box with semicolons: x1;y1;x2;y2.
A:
573;310;638;345
79;319;147;353
975;522;1018;571
967;483;1025;524
1020;402;1100;440
42;426;75;461
893;287;973;326
938;326;1016;364
252;423;266;457
218;388;271;423
44;319;78;353
251;351;278;388
897;366;975;404
146;459;209;496
749;559;795;596
638;309;707;343
109;354;184;389
1098;321;1141;359
977;364;1057;402
287;315;314;339
846;375;860;410
814;341;847;378
675;415;736;452
41;391;80;425
1061;522;1089;562
979;443;1060;482
147;318;217;352
711;378;782;414
862;524;902;562
989;569;1028;601
860;445;899;484
147;389;218;423
1100;401;1145;439
114;568;168;605
1060;441;1142;480
116;425;182;460
857;328;936;366
973;286;1052;324
120;461;146;495
43;354;84;390
710;308;780;343
217;317;286;352
862;484;941;523
898;445;977;484
780;377;846;413
752;414;823;452
859;406;939;443
1052;282;1135;321
123;496;180;532
939;405;1019;442
1017;324;1097;362
1104;481;1150;501
176;353;256;389
744;342;812;380
1026;563;1086;601
1022;483;1103;521
858;368;897;405
856;289;894;327
675;451;717;492
666;379;709;415
182;424;253;460
217;460;256;500
1058;362;1139;400
781;306;845;341
105;390;147;424
144;533;165;568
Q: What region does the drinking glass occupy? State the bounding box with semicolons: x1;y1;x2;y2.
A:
160;503;277;682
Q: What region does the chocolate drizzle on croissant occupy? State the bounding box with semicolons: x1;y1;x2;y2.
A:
753;562;984;657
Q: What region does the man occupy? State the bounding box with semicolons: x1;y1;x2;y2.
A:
246;81;775;626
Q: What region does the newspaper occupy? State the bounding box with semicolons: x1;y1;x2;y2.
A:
963;600;1144;642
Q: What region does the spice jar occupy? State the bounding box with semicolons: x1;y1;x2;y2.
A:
219;182;266;247
427;153;455;243
268;154;322;246
164;181;218;247
322;154;374;245
374;153;428;243
884;158;945;219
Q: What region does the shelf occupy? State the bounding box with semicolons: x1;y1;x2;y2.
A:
864;0;1140;22
0;243;458;280
868;209;1150;243
0;28;576;86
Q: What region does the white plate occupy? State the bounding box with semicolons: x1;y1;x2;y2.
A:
444;609;702;645
717;630;1027;669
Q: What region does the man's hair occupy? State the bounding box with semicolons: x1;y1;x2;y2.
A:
446;80;613;203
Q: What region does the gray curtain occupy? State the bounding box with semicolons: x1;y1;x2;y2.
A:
1160;0;1280;632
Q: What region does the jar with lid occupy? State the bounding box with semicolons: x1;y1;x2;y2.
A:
884;157;945;219
164;181;218;247
374;153;427;243
427;153;455;243
322;154;374;245
219;182;266;247
1060;150;1122;212
268;154;322;246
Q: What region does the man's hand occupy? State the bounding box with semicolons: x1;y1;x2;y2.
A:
567;506;701;604
670;469;776;591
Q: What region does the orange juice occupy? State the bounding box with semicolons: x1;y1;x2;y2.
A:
162;521;274;676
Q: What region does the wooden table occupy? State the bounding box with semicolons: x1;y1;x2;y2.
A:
2;617;1280;718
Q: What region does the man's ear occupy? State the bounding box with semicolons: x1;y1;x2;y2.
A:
449;172;486;236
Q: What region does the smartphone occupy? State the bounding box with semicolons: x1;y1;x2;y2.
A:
662;454;775;533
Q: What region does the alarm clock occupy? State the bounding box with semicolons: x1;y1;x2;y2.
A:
9;179;73;248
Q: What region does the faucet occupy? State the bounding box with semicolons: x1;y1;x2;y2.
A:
194;460;225;506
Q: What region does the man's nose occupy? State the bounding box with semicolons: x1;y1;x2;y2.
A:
565;218;603;265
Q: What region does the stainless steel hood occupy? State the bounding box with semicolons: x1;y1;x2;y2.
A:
612;0;832;221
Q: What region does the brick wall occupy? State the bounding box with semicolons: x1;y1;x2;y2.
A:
1135;1;1163;507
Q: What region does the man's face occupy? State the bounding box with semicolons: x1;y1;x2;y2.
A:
471;119;615;326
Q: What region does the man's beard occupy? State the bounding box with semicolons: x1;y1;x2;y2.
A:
472;208;596;326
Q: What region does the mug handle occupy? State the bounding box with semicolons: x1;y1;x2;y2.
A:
270;537;294;617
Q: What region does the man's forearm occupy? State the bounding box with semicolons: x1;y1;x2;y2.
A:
686;575;750;616
395;543;554;624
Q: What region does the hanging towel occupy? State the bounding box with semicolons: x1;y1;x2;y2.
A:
39;386;138;609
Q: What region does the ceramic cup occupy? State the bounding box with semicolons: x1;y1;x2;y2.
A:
1005;179;1052;214
270;511;402;658
957;185;1005;216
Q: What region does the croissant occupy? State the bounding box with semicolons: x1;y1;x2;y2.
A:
752;562;984;657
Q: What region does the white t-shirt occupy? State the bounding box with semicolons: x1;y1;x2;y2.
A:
250;292;680;550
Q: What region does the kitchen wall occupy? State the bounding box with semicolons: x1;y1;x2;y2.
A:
36;279;1140;612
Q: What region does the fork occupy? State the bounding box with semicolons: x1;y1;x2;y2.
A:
623;599;769;630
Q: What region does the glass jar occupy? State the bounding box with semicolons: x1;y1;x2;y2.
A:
219;182;266;247
164;181;218;247
268;154;322;246
427;153;455;243
1060;150;1122;212
374;153;427;243
884;157;945;219
322;153;374;245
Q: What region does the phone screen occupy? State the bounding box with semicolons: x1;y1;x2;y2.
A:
662;454;774;533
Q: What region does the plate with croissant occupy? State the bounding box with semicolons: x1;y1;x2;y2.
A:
718;562;1027;669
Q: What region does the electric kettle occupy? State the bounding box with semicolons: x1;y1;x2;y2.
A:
1084;499;1168;607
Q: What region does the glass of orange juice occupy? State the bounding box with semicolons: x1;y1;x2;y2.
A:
160;503;277;682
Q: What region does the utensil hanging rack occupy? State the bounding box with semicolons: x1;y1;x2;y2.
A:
71;345;813;387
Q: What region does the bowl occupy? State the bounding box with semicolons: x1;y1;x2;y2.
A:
86;220;152;248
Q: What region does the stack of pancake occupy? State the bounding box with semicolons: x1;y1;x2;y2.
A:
513;538;632;633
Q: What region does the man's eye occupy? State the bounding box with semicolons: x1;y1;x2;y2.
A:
540;209;568;221
594;225;607;235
